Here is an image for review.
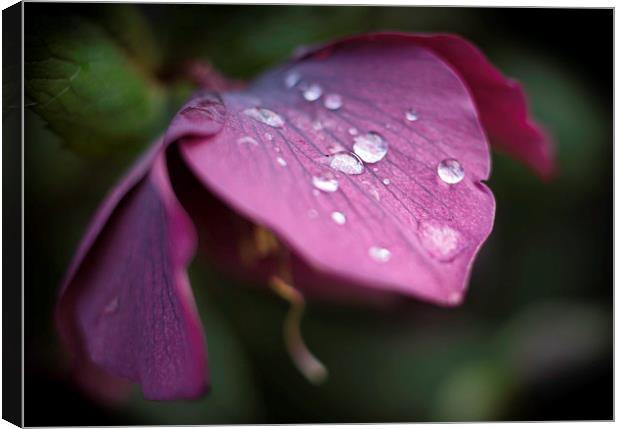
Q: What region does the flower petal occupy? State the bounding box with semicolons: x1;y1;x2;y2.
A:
57;152;207;400
297;33;555;178
178;34;498;306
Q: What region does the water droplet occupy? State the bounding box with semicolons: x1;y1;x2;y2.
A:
103;296;119;315
274;146;281;152
307;209;319;219
328;152;364;175
405;109;418;122
327;143;345;154
312;120;324;131
348;127;358;136
276;156;287;167
237;136;258;146
323;93;342;110
244;107;285;128
368;246;391;262
382;178;390;185
265;132;273;141
353;132;388;163
331;211;346;225
284;71;301;88
312;174;339;193
418;221;463;261
303;83;323;101
437;159;465;184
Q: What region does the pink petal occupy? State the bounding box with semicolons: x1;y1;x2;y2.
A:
57;93;227;400
178;34;498;306
298;33;555;179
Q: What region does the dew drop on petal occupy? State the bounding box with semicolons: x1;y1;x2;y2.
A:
327;143;345;154
405;109;419;122
382;178;390;185
353;132;388;163
237;136;258;146
312;174;339;193
265;132;273;141
331;211;346;225
418;221;463;261
244;107;285;128
303;83;323;101
103;296;119;315
348;127;358;136
368;246;391;262
328;152;364;175
276;156;287;167
437;159;465;184
323;93;343;110
284;71;301;88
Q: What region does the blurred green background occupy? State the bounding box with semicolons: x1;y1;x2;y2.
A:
22;4;612;424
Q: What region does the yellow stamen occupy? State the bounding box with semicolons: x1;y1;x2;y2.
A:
254;226;280;257
270;275;328;385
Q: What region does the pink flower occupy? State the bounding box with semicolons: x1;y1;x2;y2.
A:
56;33;554;401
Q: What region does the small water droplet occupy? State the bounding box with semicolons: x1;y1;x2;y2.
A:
323;93;343;110
303;83;323;101
368;246;391;262
276;156;287;167
103;296;119;315
244;107;285;128
331;211;346;225
312;174;339;193
237;136;258;146
307;209;319;219
274;146;281;152
327;143;345;154
437;159;465;184
348;127;358;136
382;178;390;185
328;152;364;175
353;132;388;163
312;121;324;131
418;221;463;261
265;132;273;141
284;71;301;88
405;109;418;122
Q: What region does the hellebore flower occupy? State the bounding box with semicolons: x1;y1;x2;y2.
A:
56;33;554;401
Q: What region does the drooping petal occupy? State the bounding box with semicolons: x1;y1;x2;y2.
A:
57;92;227;400
296;33;555;179
178;34;499;306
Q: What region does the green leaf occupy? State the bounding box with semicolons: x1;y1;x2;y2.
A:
25;6;167;156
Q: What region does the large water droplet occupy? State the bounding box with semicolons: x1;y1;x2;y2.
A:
437;159;465;184
237;136;258;146
323;93;343;110
312;174;339;192
303;83;323;101
284;71;301;88
276;156;287;167
244;107;285;128
331;211;346;225
328;152;364;175
353;132;388;163
368;246;391;262
418;221;463;261
103;296;119;315
405;109;418;122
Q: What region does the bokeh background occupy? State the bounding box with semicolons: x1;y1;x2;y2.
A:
22;4;612;424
